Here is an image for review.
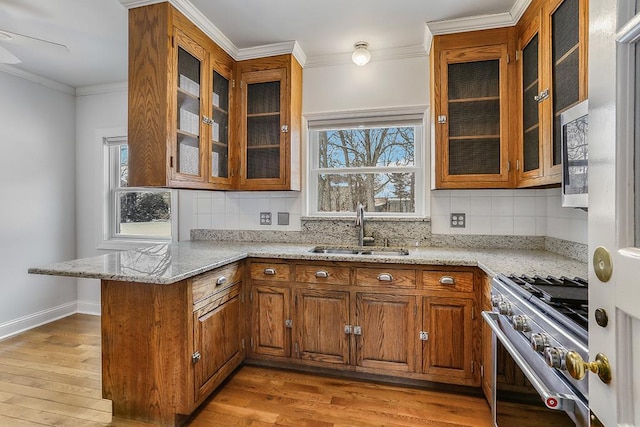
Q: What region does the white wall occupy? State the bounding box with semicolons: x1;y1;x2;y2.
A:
74;87;129;312
0;71;77;338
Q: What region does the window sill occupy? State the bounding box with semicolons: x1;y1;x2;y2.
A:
97;239;171;251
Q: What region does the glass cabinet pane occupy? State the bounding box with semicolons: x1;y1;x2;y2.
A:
176;47;201;176
212;70;229;179
523;34;540;172
447;59;501;175
552;0;580;167
246;81;281;179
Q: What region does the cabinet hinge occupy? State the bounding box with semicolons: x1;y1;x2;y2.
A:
516;159;520;171
481;364;484;378
507;160;511;172
515;50;521;61
506;53;510;64
285;319;293;329
471;360;475;373
294;342;298;354
232;79;236;89
419;331;429;341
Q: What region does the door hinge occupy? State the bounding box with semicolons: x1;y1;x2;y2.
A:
419;331;429;341
353;325;362;335
192;351;201;364
285;319;293;329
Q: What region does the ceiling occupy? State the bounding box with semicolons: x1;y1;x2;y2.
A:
0;0;521;89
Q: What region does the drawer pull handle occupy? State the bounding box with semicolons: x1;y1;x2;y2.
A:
440;276;455;285
263;268;276;275
315;270;329;278
377;273;393;282
216;276;227;286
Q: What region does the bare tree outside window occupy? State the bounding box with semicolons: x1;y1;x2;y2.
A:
316;126;417;213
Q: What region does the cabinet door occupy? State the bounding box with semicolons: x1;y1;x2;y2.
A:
193;285;243;401
239;68;288;189
545;0;587;179
422;297;474;383
354;293;415;373
209;61;233;188
251;285;291;358
436;44;511;188
173;28;208;183
295;288;350;364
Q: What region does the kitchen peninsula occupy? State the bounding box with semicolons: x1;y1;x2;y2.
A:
29;241;586;426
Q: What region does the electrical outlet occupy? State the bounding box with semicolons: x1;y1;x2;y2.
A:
260;212;272;225
450;213;466;228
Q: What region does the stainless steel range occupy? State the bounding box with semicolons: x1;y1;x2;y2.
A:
482;273;589;427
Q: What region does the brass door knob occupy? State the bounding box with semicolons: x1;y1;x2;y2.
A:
565;351;612;384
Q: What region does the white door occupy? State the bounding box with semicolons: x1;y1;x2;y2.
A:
589;0;640;425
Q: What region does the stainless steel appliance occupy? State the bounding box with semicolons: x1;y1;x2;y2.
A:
482;274;589;426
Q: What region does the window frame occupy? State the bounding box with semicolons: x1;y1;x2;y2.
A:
307;109;427;217
98;132;178;250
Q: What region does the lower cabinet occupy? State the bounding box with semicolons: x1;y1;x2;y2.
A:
355;292;416;373
247;260;482;389
421;296;474;383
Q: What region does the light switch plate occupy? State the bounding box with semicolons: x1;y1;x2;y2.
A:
277;212;289;225
450;213;466;228
260;212;272;225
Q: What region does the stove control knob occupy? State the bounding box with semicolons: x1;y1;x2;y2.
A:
530;333;551;352
498;301;513;316
512;315;531;332
545;347;567;370
491;294;505;307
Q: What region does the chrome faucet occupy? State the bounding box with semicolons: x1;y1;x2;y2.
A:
355;202;365;247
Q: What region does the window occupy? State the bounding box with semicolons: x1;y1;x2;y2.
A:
100;135;176;248
308;112;425;216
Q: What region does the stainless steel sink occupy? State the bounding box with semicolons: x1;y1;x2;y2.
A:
310;246;409;256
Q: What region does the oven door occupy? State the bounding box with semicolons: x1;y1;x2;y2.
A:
482;311;589;427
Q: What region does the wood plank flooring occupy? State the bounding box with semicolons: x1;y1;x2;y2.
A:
0;314;492;426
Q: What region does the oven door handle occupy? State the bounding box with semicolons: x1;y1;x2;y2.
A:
482;311;576;412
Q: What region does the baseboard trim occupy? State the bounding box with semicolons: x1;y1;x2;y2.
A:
0;302;99;340
77;300;101;316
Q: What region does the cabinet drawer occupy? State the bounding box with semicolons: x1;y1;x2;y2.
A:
192;262;243;304
295;264;350;285
356;268;416;289
250;262;291;282
422;271;474;294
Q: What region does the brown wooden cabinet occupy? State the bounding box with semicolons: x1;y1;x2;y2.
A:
127;3;235;190
432;28;516;189
251;284;292;358
236;55;302;191
516;0;588;187
100;261;245;426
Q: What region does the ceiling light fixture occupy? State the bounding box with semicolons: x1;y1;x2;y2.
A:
352;41;371;66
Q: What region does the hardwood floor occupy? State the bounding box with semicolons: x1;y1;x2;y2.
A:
0;314;492;426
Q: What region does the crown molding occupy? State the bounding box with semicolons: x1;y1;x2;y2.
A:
426;0;532;35
304;45;426;69
237;41;307;67
0;64;75;95
75;81;128;96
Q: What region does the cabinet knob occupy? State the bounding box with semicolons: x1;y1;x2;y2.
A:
263;268;276;275
216;276;227;286
315;270;329;278
191;351;201;364
439;276;455;285
281;125;289;133
377;273;393;282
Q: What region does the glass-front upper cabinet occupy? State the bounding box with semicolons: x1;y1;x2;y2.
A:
237;55;302;191
516;0;587;187
175;36;205;181
209;63;233;189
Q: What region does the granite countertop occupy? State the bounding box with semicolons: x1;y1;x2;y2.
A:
28;240;588;285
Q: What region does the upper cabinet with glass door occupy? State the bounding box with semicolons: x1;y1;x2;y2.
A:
127;2;234;190
237;55;302;191
516;0;588;187
432;28;516;189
